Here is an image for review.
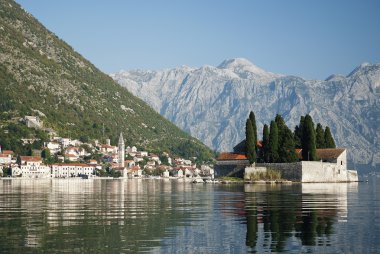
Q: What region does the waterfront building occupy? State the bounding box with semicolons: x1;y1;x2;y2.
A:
12;156;51;178
51;163;95;178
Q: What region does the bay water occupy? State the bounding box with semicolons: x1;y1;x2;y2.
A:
0;178;379;253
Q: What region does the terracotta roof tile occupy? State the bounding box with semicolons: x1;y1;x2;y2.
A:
21;156;42;162
217;153;248;161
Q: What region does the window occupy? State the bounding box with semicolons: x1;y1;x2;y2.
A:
341;161;343;165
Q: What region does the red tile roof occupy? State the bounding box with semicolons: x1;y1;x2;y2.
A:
21;156;42;162
2;150;14;155
217;153;248;161
295;148;345;160
52;163;94;167
316;148;345;159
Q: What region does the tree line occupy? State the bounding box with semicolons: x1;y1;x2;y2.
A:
245;111;336;164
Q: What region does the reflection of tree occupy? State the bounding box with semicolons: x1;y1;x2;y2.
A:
244;188;338;252
246;204;257;248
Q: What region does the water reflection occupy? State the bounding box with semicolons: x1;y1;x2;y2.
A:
0;179;362;253
243;183;358;252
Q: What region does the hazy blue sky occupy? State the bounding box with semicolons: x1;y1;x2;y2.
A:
16;0;380;79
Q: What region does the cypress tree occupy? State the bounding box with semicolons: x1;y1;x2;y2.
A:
315;123;325;149
301;114;317;161
249;111;258;150
262;124;270;163
324;127;336;148
268;121;279;163
294;116;305;148
246;119;256;164
279;126;298;162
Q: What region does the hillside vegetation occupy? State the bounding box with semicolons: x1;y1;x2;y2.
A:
0;0;213;161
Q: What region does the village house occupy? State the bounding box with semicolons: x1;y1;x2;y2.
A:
12;156;51;178
127;165;142;178
100;144;118;154
24;116;43;129
0;154;12;164
51;163;95;178
45;141;61;154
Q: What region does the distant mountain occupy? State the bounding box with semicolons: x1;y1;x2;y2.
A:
0;0;213;160
111;58;380;169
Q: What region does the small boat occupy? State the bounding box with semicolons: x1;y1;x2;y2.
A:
192;177;204;183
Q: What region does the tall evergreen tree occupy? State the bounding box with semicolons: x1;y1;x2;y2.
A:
249;111;258;150
294;116;305;148
245;119;256;164
301;114;317;161
279;126;298;162
315;123;325;149
324;127;336;148
262;124;270;163
274;114;297;162
268;121;279;163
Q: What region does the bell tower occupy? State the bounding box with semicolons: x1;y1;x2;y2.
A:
118;132;125;168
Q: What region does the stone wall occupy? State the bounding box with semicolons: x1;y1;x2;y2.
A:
248;161;359;182
244;166;267;180
301;161;354;182
256;163;303;181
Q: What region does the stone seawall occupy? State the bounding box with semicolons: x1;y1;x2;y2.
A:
256;163;303;181
244;162;359;182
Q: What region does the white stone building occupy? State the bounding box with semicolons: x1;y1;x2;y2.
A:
51;163;95;178
12;156;51;178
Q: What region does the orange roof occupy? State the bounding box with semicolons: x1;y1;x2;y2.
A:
217;153;248;161
52;163;94;167
296;148;345;160
65;154;78;157
316;148;345;159
0;154;10;158
295;149;302;159
2;150;14;155
130;166;140;171
101;145;114;149
21;156;42;162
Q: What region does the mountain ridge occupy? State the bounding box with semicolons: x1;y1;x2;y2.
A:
111;58;380;170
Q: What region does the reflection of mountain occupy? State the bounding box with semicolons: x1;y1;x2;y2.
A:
243;183;357;252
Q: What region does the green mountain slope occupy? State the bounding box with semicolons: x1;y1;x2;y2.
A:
0;0;213;161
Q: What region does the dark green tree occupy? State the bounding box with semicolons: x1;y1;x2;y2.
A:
315;123;325;149
41;148;51;159
324;127;336;148
301;114;317;161
294;116;305;148
16;155;21;165
274;114;297;162
262;124;270;163
246;119;256;164
268;121;279;163
249;111;258;150
279;127;298;162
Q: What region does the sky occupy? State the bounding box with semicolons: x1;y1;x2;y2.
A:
16;0;380;80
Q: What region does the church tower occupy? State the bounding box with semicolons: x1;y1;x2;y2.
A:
118;132;125;168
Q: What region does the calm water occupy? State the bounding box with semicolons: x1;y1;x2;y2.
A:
0;178;379;253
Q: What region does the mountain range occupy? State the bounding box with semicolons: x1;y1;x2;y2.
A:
0;0;213;160
111;58;380;170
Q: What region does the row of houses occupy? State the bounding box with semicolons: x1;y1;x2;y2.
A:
8;156;98;178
